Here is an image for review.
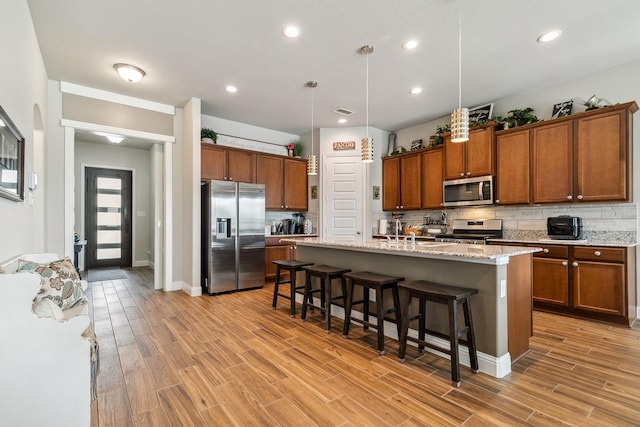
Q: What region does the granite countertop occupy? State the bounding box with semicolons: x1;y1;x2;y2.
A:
287;238;540;265
489;238;637;248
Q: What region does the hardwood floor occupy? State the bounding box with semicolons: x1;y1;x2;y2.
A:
88;268;640;426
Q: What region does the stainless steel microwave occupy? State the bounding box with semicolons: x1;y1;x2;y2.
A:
442;175;494;207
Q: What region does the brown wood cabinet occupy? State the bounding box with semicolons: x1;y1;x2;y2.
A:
532;245;569;306
495;129;530;205
531;121;573;203
530;102;637;204
530;243;635;325
201;144;256;182
256;155;308;211
265;237;296;281
382;153;421;211
420;147;444;209
444;123;496;180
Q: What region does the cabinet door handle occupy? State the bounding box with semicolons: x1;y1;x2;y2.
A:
572;262;579;267
495;199;500;204
594;251;601;257
577;195;583;200
466;172;471;176
543;248;549;253
562;261;568;266
400;205;404;209
460;173;465;177
396;205;399;209
356;231;361;235
567;195;573;200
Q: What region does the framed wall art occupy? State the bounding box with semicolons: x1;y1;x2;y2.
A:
551;100;573;119
0;106;25;202
468;103;494;124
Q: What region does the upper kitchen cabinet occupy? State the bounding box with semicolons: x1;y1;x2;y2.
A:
382;152;421;211
201;144;256;183
421;147;444;209
256;155;308;211
531;121;573;203
531;101;637;204
444;122;496;180
495;129;530;205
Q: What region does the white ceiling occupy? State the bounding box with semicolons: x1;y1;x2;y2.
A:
27;0;640;139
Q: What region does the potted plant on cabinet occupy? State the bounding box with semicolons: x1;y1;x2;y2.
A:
201;127;217;144
292;141;303;157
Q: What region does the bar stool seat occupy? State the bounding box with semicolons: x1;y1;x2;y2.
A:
271;260;314;317
301;265;351;333
342;271;404;355
397;280;479;387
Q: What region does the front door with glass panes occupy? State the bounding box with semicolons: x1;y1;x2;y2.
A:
85;167;132;269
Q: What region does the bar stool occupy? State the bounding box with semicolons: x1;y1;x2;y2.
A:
342;271;404;355
271;260;314;317
300;265;351;333
397;280;479;387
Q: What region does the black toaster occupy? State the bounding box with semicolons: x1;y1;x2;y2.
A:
547;216;581;240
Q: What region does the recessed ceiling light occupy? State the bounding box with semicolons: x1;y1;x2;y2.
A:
226;85;237;93
113;63;145;82
338;118;347;124
282;25;301;38
402;39;419;50
537;30;562;43
409;87;423;95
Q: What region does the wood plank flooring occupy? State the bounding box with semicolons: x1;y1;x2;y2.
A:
88;268;640;426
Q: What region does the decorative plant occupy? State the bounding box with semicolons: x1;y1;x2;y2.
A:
391;146;407;155
201;127;217;143
504;107;539;128
429;124;451;146
292;140;304;157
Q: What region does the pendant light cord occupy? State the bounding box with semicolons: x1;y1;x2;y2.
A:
311;84;314;153
458;2;462;109
366;50;369;140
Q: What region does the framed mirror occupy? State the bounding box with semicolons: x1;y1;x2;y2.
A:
0;106;25;202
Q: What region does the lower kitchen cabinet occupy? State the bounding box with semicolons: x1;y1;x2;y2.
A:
533;244;634;325
265;237;296;281
491;241;635;326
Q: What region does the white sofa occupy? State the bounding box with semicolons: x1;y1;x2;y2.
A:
0;254;91;427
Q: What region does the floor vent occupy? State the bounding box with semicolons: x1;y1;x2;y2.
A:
333;108;354;116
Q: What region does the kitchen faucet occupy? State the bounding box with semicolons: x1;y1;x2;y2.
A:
395;218;401;243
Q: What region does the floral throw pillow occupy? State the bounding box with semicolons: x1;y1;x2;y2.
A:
30;258;87;320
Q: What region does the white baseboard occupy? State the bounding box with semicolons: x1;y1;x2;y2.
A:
297;294;512;378
182;282;202;297
165;280;184;292
133;260;149;268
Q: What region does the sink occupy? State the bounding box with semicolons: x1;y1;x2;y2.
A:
413;241;454;246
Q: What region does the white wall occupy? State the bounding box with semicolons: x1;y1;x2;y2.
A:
0;1;49;261
73;140;152;268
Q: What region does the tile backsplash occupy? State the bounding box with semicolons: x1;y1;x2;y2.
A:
375;202;638;244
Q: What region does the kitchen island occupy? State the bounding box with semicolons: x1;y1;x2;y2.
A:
290;238;540;378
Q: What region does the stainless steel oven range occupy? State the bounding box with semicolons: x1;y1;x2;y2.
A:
436;219;503;244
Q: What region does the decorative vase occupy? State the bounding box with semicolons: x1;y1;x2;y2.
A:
288;149;293;157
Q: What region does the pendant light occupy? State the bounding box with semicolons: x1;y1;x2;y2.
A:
450;2;469;143
360;45;374;162
306;80;318;175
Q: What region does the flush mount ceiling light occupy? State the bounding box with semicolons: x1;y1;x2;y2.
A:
359;45;374;163
225;85;237;93
306;81;318;176
282;25;301;38
409;87;423;95
113;63;146;83
537;30;562;43
402;39;419;50
338;118;347;124
450;1;469;143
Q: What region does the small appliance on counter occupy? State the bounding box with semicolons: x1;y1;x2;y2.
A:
547;216;582;240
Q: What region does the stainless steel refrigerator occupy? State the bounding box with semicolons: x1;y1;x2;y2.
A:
201;180;265;294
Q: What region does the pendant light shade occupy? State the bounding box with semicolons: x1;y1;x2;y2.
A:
450;2;469;143
306;81;318;175
360;45;374;162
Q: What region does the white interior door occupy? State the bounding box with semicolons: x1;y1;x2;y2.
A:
323;156;363;243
